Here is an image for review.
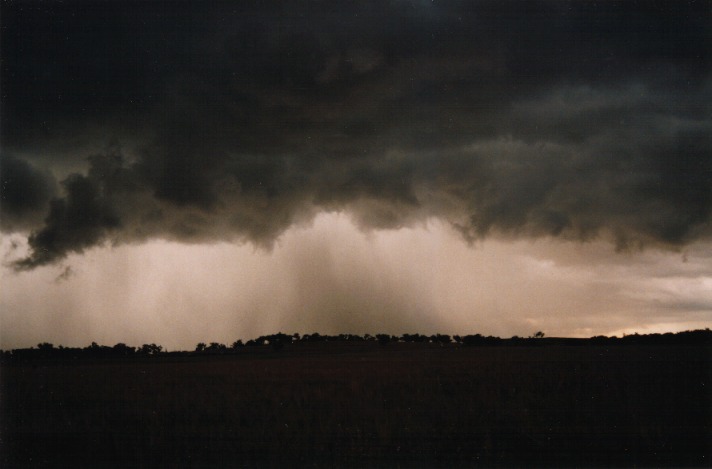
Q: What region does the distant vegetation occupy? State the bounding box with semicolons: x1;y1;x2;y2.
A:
3;329;711;361
3;329;710;467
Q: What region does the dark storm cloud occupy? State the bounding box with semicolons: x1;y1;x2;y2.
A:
2;1;711;268
13;167;121;270
0;154;57;231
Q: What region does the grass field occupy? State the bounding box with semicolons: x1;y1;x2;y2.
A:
2;342;710;468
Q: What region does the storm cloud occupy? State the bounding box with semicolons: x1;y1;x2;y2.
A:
2;1;711;268
0;154;57;231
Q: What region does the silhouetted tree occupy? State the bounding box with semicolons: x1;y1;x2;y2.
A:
431;334;451;345
83;341;113;356
195;342;207;352
401;333;428;343
206;342;227;353
112;343;135;356
139;343;162;355
590;335;610;344
462;334;484;346
302;333;326;343
35;342;56;358
376;334;391;346
266;333;291;351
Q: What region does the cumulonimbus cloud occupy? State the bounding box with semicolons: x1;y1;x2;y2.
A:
2;1;711;269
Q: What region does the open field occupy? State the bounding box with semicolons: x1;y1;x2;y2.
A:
2;343;710;468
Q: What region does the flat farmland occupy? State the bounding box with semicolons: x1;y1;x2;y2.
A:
2;343;710;468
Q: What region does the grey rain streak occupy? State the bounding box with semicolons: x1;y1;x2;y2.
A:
1;1;711;269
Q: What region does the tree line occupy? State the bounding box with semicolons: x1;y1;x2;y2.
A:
2;329;711;361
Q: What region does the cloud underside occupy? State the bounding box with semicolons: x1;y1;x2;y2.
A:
1;1;711;268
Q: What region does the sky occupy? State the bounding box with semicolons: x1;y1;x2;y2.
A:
1;1;711;350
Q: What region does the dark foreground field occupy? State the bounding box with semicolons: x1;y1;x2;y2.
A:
2;343;710;468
